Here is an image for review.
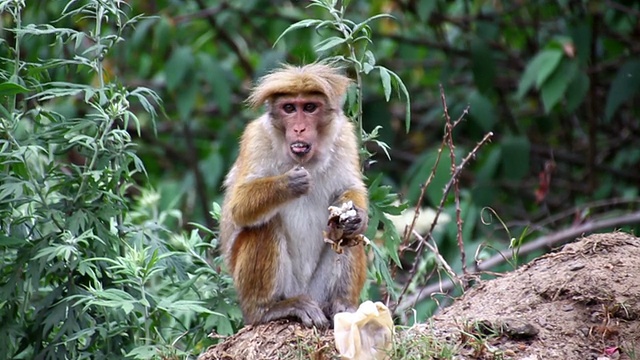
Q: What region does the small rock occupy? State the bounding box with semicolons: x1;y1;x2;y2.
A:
501;318;539;339
569;262;585;271
561;304;574;311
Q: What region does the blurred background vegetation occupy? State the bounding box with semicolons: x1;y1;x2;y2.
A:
1;0;639;358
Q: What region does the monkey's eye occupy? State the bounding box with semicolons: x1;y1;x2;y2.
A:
283;104;296;114
303;103;317;113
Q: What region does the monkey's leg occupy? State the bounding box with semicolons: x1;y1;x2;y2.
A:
230;221;329;328
316;187;369;320
260;295;329;328
320;244;367;320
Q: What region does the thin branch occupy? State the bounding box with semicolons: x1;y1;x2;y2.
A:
393;120;493;312
509;197;640;232
441;85;467;276
396;210;640;312
412;229;462;290
399;144;445;246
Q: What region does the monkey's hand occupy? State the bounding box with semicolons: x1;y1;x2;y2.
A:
286;166;311;197
324;201;370;253
341;204;367;237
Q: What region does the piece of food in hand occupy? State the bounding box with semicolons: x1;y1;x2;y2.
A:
324;201;370;254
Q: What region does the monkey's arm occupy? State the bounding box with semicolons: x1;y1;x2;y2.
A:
229;175;289;227
328;120;369;236
229;166;310;227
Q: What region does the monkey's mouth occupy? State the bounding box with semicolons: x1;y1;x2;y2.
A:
290;141;311;157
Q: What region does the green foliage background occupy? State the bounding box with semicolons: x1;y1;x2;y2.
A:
1;0;639;358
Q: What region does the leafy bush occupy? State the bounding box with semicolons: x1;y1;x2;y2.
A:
0;1;238;359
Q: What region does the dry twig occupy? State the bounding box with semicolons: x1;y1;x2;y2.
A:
392;85;493;313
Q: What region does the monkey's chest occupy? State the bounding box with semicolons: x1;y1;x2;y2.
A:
278;193;331;290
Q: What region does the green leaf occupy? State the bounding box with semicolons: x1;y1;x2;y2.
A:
405;148;452;206
476;145;501;183
535;50;565;88
211;202;222;221
472;146;501;205
176;80;199;120
165;46;194;92
154;15;174;56
500;136;530;181
352;14;394;36
363;50;376;74
315;36;346;53
370;241;398;298
540;58;578;113
199;55;233;115
274;19;323;46
122;301;135;314
0;234;25;248
378;67;392;101
604;59;640;121
516;49;563;99
468;90;496;132
470;39;496;94
417;1;438;21
387;70;411;132
565;71;590;113
126;346;159;359
0;103;10;119
569;21;591;66
0;82;29;96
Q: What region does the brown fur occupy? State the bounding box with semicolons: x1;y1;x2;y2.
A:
230;220;280;321
228;174;291;226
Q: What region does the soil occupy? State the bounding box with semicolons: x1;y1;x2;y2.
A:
199;232;640;360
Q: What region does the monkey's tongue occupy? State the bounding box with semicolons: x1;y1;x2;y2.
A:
290;142;311;156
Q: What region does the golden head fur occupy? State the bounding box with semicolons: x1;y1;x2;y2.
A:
247;63;352;110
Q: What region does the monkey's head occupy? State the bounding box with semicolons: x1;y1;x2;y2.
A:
247;63;351;164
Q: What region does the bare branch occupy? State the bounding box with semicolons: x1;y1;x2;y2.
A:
441;85;468;276
393;103;493;311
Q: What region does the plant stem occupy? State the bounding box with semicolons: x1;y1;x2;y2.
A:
95;3;104;89
9;1;22;115
75;2;111;202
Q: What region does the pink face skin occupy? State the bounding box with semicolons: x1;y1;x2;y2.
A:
270;94;331;164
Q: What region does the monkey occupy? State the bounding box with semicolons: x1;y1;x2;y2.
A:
219;63;369;329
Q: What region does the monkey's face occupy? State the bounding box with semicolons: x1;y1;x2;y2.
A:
271;94;331;164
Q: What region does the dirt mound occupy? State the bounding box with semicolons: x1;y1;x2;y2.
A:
428;231;640;359
199;232;640;359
